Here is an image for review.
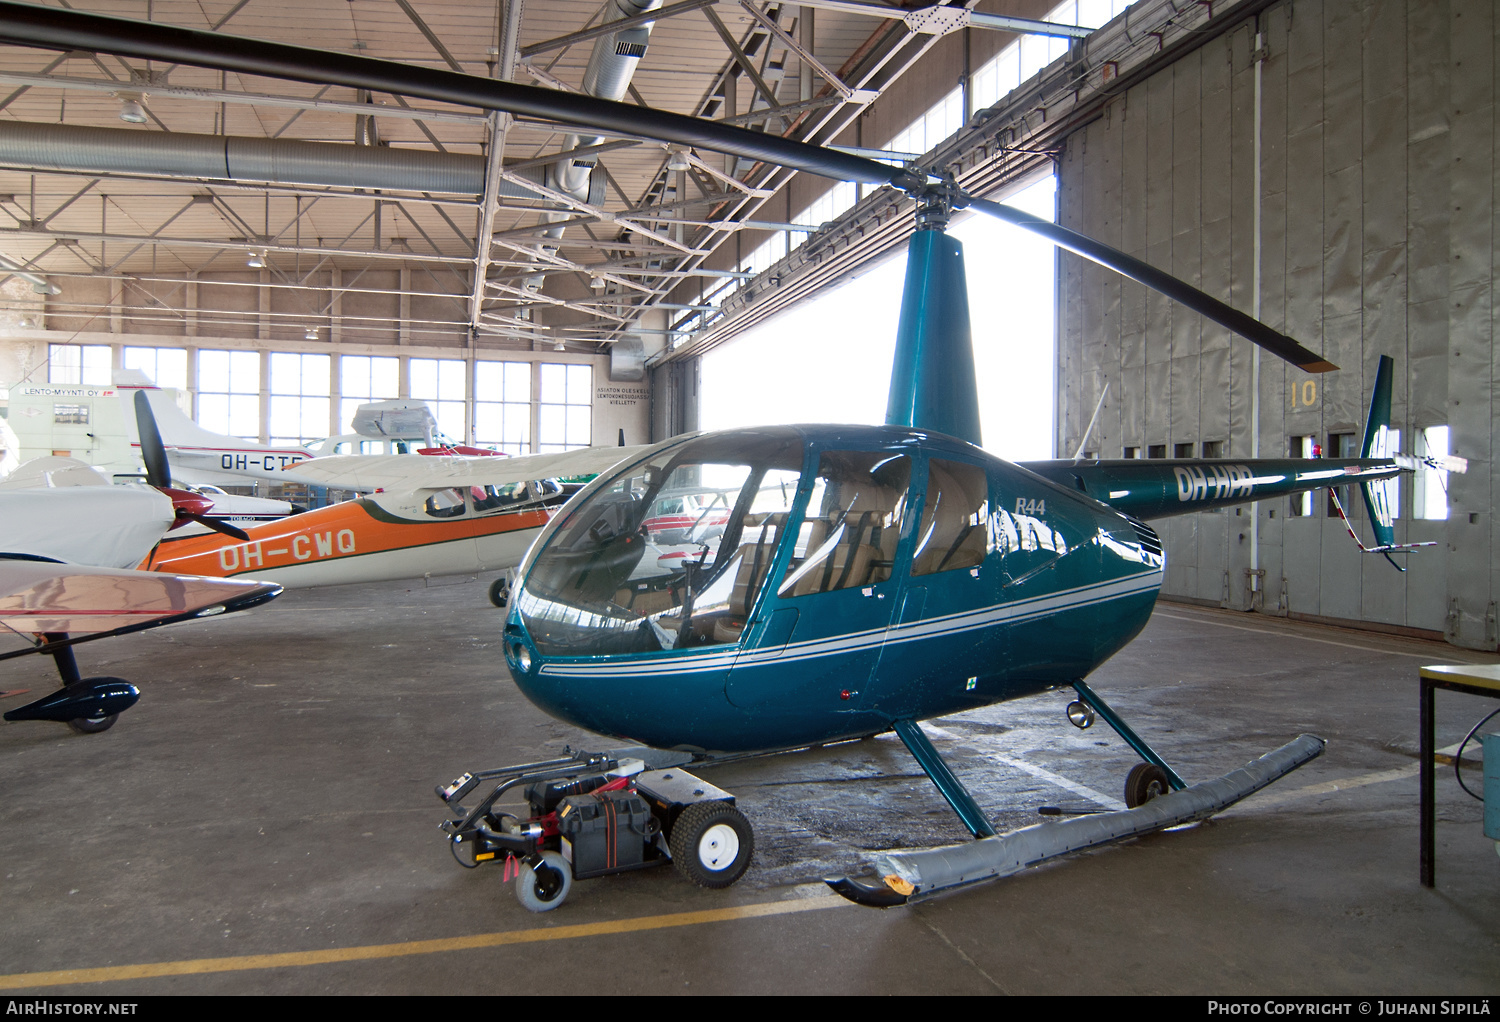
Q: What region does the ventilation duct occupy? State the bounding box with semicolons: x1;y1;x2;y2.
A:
0;120;555;198
526;0;661;292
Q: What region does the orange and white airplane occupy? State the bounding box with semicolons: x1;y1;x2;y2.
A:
142;445;651;591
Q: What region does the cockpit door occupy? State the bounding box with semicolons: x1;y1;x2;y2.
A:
725;449;914;711
860;455;1003;717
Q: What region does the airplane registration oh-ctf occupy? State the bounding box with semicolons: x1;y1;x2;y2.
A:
0;1;1464;911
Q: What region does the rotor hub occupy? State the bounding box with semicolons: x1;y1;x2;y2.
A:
909;173;967;232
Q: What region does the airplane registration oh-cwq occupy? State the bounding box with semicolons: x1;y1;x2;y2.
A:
9;2;1468;913
141;444;652;590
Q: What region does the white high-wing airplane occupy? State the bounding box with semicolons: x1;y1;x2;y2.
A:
121;374;326;487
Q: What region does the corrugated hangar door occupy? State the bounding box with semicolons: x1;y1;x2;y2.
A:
1055;0;1498;651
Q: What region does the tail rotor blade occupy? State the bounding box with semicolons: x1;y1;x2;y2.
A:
965;197;1339;374
179;512;251;542
133;389;172;488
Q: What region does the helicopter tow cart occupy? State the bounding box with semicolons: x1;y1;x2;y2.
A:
437;748;754;912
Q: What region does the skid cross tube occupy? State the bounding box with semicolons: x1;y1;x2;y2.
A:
894;719;996;838
1071;679;1187;791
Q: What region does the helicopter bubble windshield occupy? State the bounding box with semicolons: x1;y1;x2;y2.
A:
518;429;805;657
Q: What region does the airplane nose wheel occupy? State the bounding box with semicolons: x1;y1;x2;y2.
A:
488;578;511;608
1124;763;1171;808
67;712;118;734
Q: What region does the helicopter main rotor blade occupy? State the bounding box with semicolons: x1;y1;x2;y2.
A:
133;390;172;490
966;197;1338;374
0;1;900;186
0;2;1333;373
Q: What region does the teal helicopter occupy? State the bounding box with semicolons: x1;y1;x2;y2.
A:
0;1;1450;909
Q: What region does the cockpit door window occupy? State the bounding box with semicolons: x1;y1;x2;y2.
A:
777;451;911;597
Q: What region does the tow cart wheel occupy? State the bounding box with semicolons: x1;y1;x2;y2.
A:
66;713;118;735
670;802;753;889
488;578;510;608
515;851;572;913
1124;763;1171;808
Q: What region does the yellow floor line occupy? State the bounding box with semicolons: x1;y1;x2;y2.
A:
1238;763;1420;810
0;894;850;991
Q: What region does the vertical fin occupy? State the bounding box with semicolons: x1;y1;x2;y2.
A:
1358;355;1397;550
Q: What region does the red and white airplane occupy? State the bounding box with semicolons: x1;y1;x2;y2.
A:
142;444;650;597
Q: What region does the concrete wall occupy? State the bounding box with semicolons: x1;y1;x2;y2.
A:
1056;0;1498;650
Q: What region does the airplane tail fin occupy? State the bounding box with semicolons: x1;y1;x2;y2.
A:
1356;355;1399;559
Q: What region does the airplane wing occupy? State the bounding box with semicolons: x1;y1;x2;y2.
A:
290;443;659;491
0;559;281;641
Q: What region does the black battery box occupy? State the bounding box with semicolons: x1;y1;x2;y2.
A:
524;773;609;814
556;790;654;879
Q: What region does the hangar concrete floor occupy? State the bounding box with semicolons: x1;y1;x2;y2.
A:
1;577;1497;996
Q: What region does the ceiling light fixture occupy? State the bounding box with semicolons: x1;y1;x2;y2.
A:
115;90;148;124
304;327;318;341
589;275;605;291
247;249;267;268
666;147;690;172
552;339;566;351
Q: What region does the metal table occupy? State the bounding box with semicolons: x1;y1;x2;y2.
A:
1419;663;1500;887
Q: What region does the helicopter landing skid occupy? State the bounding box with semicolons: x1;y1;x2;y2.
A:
827;732;1325;906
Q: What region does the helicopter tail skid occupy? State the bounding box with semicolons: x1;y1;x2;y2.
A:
826;733;1325;907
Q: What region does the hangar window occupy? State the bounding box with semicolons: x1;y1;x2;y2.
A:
1147;445;1166;459
537;363;592;452
1415;426;1450;521
474;360;532;455
197;349;261;442
339;355;398;434
1288;435;1315;516
1326;432;1358;518
1201;440;1224;459
47;343;110;385
410;357;466;443
1173;443;1194;459
123;346;187;390
269;352;331;445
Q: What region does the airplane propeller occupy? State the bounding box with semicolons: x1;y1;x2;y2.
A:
133;391;251;543
0;0;1344;379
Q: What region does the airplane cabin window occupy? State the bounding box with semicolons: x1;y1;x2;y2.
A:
911;459;990;576
519;429;805;657
423;488;468;519
777;450;910;598
472;481;532;513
